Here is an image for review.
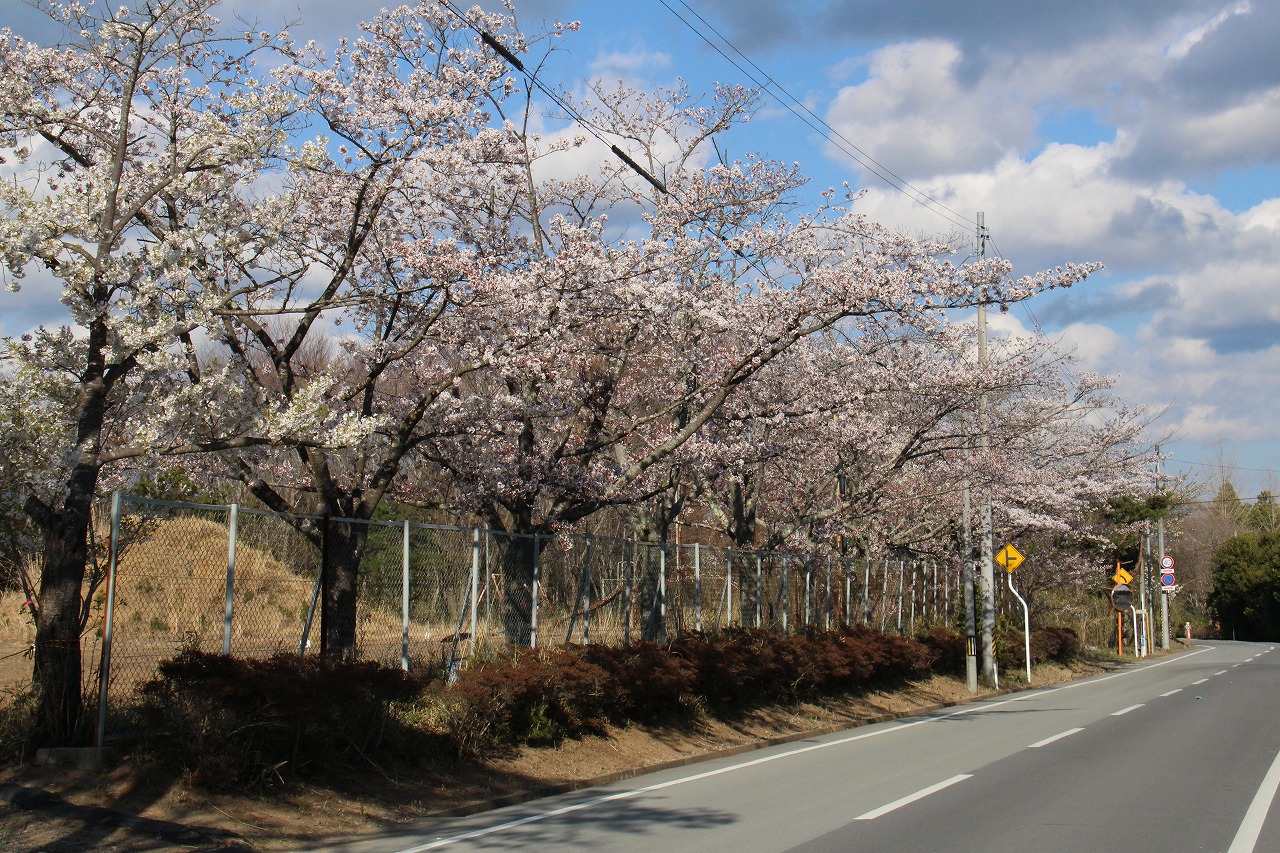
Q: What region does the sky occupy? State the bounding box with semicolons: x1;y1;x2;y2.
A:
3;0;1279;500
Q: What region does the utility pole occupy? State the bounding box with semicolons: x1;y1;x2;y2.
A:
976;212;997;686
1157;445;1170;649
962;461;978;692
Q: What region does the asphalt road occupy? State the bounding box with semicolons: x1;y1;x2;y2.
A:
312;641;1280;853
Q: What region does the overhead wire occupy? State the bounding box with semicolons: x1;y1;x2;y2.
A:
659;0;976;236
439;0;669;195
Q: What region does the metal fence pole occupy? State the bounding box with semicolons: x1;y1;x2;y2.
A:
897;560;906;633
696;545;706;630
805;558;813;628
624;539;634;645
844;558;852;627
755;552;763;629
880;559;889;632
222;503;238;656
531;534;542;649
95;490;122;749
863;558;871;624
781;555;789;634
401;519;410;672
658;545;667;642
823;557;830;630
470;528;480;655
726;549;734;628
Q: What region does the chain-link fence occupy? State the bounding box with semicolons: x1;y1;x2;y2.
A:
74;493;964;742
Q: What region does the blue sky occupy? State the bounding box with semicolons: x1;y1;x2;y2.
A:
4;0;1279;500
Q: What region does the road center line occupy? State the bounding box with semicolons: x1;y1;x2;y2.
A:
1193;678;1209;685
1160;689;1182;697
1227;743;1280;852
1112;704;1144;716
1029;728;1084;748
855;775;972;820
1216;670;1229;676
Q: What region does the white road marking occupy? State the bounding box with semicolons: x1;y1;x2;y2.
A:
387;645;1217;852
855;775;972;820
1160;689;1182;697
1112;704;1144;716
1029;728;1085;748
1216;670;1229;676
1193;678;1209;685
1228;743;1280;852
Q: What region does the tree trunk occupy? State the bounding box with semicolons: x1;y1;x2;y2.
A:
321;518;369;660
32;488;95;746
498;533;537;647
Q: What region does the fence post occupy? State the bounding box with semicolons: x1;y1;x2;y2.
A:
781;555;789;634
798;558;808;625
897;560;906;633
471;528;480;654
401;519;410;672
624;539;634;645
222;503;238;656
844;558;851;627
825;557;831;630
879;559;889;631
862;558;870;624
319;514;331;656
726;549;734;628
747;550;757;625
694;543;701;633
531;534;541;648
95;490;122;749
658;544;667;642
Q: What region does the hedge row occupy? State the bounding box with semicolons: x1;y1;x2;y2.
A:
139;624;1081;785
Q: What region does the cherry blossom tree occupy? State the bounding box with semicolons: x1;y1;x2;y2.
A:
0;0;326;745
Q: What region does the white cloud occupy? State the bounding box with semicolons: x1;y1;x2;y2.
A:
824;40;1035;181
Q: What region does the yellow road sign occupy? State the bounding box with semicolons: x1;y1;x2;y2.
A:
996;544;1025;573
1112;566;1133;585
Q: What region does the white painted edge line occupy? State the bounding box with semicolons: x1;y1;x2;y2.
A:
1227;742;1280;853
1193;678;1209;685
1160;689;1182;697
388;645;1217;852
855;774;972;820
1112;704;1144;716
1029;728;1085;748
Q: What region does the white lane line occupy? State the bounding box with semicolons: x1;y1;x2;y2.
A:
1228;743;1280;852
1161;689;1183;697
1112;704;1144;716
1029;728;1085;748
389;645;1218;852
1193;678;1210;685
855;775;972;820
1216;670;1230;676
1233;664;1241;668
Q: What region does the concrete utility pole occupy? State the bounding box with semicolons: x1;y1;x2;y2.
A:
1158;445;1170;649
962;467;978;692
976;212;997;686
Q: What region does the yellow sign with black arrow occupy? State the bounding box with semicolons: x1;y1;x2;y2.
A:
996;544;1025;573
1112;566;1133;586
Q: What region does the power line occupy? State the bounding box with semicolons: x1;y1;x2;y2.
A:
440;1;669;195
1169;458;1280;477
658;0;976;235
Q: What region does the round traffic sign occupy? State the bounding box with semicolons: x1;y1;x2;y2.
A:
1161;571;1176;587
1111;583;1134;611
1160;555;1175;570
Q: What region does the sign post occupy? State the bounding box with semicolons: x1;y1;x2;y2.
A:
997;545;1031;683
1111;583;1133;656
